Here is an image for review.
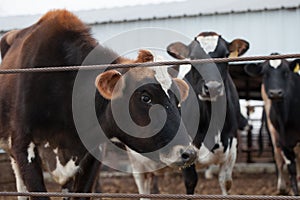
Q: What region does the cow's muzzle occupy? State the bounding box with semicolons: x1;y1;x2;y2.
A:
159;145;197;168
199;81;224;101
268;89;284;100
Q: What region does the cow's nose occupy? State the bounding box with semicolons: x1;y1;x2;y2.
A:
180;146;197;165
203;81;223;97
268;89;284;99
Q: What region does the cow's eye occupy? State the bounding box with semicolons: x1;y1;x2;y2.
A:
141;94;152;104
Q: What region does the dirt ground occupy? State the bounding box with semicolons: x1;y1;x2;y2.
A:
0;166;289;200
99;171;279;198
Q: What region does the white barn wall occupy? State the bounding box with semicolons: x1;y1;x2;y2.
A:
91;9;300;57
0;8;299;62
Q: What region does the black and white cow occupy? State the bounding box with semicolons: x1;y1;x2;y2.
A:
167;31;249;195
0;10;197;200
245;56;300;196
128;32;249;197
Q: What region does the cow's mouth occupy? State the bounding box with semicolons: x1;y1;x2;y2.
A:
159;145;197;168
198;90;224;102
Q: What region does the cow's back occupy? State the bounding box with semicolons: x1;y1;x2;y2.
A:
0;10;97;156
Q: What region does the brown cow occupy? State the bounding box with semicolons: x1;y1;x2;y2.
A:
0;10;196;200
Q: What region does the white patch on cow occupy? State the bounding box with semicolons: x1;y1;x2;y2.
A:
51;156;79;185
44;142;50;148
177;64;192;80
218;137;237;195
53;147;58;154
215;131;221;144
153;66;172;97
198;94;218;102
110;137;121;143
281;151;291;165
269;59;282;69
126;146;163;200
198;138;237;168
10;157;28;200
196;35;219;54
8;136;12;149
27;142;35;163
126;146;162;172
151;55;172;97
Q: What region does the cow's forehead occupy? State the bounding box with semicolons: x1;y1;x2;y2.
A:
127;67;172;97
196;35;220;54
269;59;282;69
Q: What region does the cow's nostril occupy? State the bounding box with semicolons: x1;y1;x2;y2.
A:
204;84;209;94
268;89;284;99
180;148;197;164
181;152;190;160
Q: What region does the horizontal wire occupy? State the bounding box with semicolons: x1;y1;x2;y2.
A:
0;192;299;199
0;53;299;74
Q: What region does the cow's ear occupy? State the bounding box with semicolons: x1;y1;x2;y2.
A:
173;78;189;103
167;42;190;60
244;63;263;77
95;70;124;100
135;49;154;63
0;30;20;59
290;59;300;74
228;39;249;58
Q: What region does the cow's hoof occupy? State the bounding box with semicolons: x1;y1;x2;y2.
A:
225;180;232;191
277;189;288;195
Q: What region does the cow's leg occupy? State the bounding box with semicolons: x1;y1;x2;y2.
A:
73;152;102;200
182;164;198;195
204;165;214;179
268;125;287;194
61;179;74;200
150;174;159;194
282;148;299;196
218;138;237;195
128;152;152;200
287;161;299;196
132;172;153;200
293;143;300;189
262;88;287;194
10;157;29;200
12;140;49;200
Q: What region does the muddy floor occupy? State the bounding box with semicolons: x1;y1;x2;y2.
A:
100;171;280;197
0;167;291;200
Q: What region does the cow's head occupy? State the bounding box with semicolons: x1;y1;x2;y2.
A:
245;54;300;101
167;32;249;101
95;50;197;168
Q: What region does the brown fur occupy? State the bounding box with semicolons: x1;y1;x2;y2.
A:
37;9;88;32
135;49;154;63
95;70;123;100
173;78;189;102
228;39;249;57
95;50;155;99
197;32;219;37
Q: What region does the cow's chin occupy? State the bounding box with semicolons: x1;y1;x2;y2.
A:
268;96;284;102
159;145;197;169
198;92;224;102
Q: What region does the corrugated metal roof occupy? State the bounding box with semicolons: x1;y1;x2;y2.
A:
0;0;300;31
79;0;300;24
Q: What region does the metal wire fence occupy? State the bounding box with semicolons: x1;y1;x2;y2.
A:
1;192;300;199
0;53;299;74
1;53;300;199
